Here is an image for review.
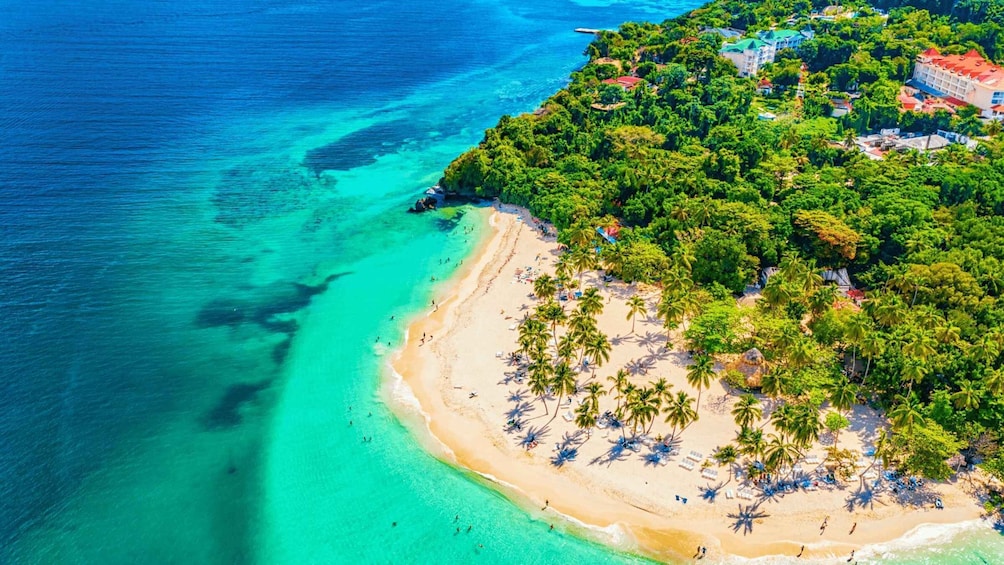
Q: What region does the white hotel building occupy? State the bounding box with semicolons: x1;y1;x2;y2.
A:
911;48;1004;118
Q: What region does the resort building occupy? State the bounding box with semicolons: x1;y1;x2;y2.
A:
601;76;643;90
911;48;1004;118
756;27;815;51
719;38;776;77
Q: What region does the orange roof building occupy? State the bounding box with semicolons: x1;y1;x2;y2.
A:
912;47;1004;116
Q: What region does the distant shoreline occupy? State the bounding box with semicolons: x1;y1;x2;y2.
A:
388;206;987;562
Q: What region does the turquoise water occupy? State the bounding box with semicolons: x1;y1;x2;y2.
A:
1;0;1001;563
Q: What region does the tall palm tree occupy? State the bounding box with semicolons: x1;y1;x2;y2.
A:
549;362;577;423
790;404;821;450
574;402;599;438
686;353;715;412
951;380;982;411
759;368;786;399
736;427;765;462
650;377;673;406
626;295;647;334
770;403;797;439
557;333;577;364
900;359;928;392
527;360;554;415
903;328;937;362
585;382;605;412
518;318;549;360
607;369;630;415
843;313;870;370
630;386;662;434
764;433;800;479
860;333;886;381
578;287;604;317
663;390;698;439
889;394;925;433
565;222;596;250
714;444;739;483
583;331;612;373
731;393;762;431
657;294;685;343
536;300;566;351
985;367;1004;397
570;247;596;286
533;274;557;302
825;377;857;415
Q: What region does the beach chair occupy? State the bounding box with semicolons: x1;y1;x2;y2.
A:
701;468;718;480
562;411;575;422
495;351;503;358
725;489;735;499
679;459;695;470
687;450;703;462
508;323;518;331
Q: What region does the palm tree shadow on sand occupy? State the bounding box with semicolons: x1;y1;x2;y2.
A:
519;425;550;449
589;436;634;467
728;502;770;535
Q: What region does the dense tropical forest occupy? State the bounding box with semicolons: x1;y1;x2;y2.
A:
440;0;1004;500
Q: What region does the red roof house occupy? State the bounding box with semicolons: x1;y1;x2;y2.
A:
602;76;643;90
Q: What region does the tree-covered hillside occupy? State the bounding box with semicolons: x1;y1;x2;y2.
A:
442;0;1004;487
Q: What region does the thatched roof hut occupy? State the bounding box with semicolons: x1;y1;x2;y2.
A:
729;347;767;388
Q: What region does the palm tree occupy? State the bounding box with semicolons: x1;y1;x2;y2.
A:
536;300;566;351
527;360;554;415
985;367;1004;397
583;331;612;373
626;295;647;334
934;322;961;346
825;377;857;415
714;444;739;484
607;369;630;415
557;333;577;364
969;333;1001;365
565;222;596;250
549;362;577;423
764;433;800;479
736;427;765;462
663;391;698;439
686;353;715;412
533;274;557;302
786;338;815;370
759;368;786;399
900;359;928;392
518;318;549;360
578;287;605;317
843;313;870;370
570;247;596;286
770;403;797;439
860;333;886;381
951;380;982;411
574;402;599;438
585;382;605;412
731;394;762;431
889;394;925;433
657;294;685;343
790;404;821;450
630;386;662;434
903;328;937;362
650;377;673;405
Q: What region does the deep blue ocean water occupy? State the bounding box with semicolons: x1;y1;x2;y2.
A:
2;0;1002;563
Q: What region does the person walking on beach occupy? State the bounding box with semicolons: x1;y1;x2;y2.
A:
850;522;857;535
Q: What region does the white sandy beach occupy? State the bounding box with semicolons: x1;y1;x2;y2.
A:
391;206;986;563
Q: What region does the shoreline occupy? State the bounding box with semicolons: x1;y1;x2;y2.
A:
388;206;987;563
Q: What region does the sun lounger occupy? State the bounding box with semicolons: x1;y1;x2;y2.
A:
725;489;735;499
701;468;718;480
495;351;503;358
562;410;575;422
687;450;703;462
679;459;696;471
508;323;518;330
805;455;820;464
